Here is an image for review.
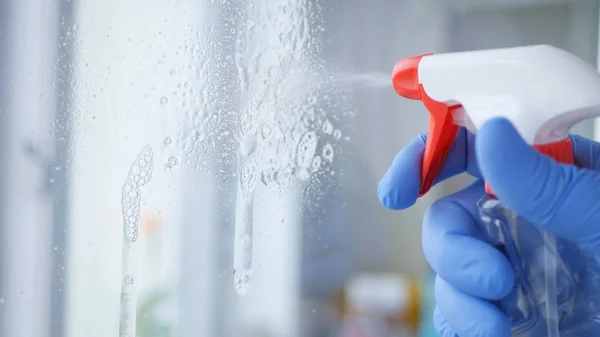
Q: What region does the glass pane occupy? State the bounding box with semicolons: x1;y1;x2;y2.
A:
1;1;367;336
1;1;598;337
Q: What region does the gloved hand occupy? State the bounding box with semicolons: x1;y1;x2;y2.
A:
378;117;600;337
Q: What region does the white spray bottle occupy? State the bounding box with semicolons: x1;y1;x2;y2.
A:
392;45;600;336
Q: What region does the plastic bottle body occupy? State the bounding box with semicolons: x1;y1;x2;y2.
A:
478;196;600;336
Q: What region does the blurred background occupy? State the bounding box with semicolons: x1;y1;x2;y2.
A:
0;0;599;337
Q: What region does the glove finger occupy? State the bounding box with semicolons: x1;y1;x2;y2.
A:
379;127;480;210
476;118;600;256
571;133;600;169
423;181;514;300
434;306;459;337
435;275;511;337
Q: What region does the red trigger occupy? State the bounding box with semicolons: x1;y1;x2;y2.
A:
392;54;460;197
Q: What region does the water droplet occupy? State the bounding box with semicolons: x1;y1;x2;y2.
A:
170;69;176;75
240;105;259;137
311;156;322;171
240;161;258;198
322;143;334;162
333;129;342;140
296;169;310;180
125;275;134;284
166;156;179;168
260;168;275;186
233;268;252;295
164;136;172;145
160;96;169;105
296;131;318;168
260;124;272;139
322;119;333;135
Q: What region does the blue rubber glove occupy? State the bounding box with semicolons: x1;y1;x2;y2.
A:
378;118;600;337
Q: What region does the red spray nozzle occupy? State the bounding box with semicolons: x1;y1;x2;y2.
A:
392;54;431;100
391;53;460;196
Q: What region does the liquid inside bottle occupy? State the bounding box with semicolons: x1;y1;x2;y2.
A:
477;196;600;336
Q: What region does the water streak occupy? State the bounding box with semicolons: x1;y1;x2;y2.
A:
233;154;256;295
119;145;153;337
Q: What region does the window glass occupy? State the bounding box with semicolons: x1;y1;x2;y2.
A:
0;1;598;337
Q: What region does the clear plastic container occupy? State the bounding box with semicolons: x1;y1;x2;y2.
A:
478;196;600;336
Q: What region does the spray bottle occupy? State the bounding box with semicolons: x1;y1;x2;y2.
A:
391;45;600;336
